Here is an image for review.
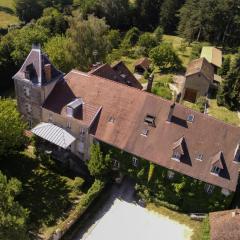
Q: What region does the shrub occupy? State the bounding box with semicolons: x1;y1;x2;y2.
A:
154;26;163;43
196;96;207;113
121;27;140;48
137;32;158;55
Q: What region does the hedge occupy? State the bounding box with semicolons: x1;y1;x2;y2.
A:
46;179;105;240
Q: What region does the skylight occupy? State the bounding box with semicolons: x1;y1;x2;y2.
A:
196;153;203;161
144;114;156;127
141;128;149;137
187;114;195;123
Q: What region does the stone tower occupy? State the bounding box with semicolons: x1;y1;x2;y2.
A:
13;45;63;128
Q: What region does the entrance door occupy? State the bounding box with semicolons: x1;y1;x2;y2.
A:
183;88;197;103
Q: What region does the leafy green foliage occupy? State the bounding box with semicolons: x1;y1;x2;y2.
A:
67;13;110;71
121;27;141;48
0;99;28;159
137;32;158;56
0;171;28;240
217;52;240;110
196;96;207;113
44;35;74;73
150;43;182;72
218;55;231;77
148;163;155;182
107;29;121;49
154;26;163;43
87;144;111;178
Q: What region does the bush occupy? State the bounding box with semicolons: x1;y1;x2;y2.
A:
137;32;158;55
154;26;163;43
152;85;172;100
107;29;121;49
121;27;140;48
196;96;207;113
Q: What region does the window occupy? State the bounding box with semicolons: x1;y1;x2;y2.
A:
204;184;214;194
23;86;30;97
196;154;203;161
167;170;175;180
48;114;53;123
25;103;31;113
28;119;32;128
108;116;115;123
144;114;156;127
171;152;181;161
80;128;85;142
67;121;71;129
187;114;194;123
112;159;120;169
77;141;84;153
234;144;240;163
132;157;138;167
211;166;221;175
141;128;149;137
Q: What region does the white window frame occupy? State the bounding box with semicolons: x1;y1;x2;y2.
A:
171;152;181;161
132;157;138;167
67;121;71;129
211;166;221;175
204;184;214;194
196;154;203;161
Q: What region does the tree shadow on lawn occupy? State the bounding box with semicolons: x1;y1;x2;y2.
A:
20;166;72;230
0;6;15;15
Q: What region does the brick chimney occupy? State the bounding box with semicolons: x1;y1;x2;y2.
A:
146;73;154;92
44;64;52;82
167;102;175;122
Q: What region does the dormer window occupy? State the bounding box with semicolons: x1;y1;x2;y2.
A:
66;98;83;118
187;114;194;123
67;121;71;129
132;157;138;167
144;114;156;127
196;154;203;161
108;116;115;123
211;166;221;175
171;152;181;161
141;128;149;137
234;144;240;163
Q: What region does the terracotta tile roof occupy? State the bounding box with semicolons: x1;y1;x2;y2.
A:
186;58;214;82
134;57;151;70
13;46;63;85
43;70;240;191
201;47;222;68
210;209;240;240
112;61;143;89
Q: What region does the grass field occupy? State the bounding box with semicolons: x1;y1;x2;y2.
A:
0;0;19;28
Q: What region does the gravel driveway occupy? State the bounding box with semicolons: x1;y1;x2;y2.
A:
71;179;192;240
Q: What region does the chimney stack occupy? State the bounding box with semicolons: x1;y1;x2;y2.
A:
167;102;175;122
146;73;154;92
44;64;52;82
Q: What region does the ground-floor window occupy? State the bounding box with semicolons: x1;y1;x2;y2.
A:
204;183;215;194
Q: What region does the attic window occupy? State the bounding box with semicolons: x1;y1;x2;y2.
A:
171;152;181;161
141;128;149;137
120;74;126;78
108;116;115;123
211;166;221;175
187;114;195;123
234;144;240;163
196;154;203;161
144;114;156;127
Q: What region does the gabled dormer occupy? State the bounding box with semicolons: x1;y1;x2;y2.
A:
171;137;186;162
234;144;240;163
210;151;224;176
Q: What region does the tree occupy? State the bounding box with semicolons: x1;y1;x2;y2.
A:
160;0;185;34
67;13;110;71
121;27;141;48
137;33;158;56
107;29;121;49
36;8;68;35
134;0;163;31
87;144;111;178
95;0;130;29
14;0;42;22
0;171;28;240
0;99;28;159
44;36;74;73
218;55;231;77
154;26;163;43
150;43;182;72
217;53;240;110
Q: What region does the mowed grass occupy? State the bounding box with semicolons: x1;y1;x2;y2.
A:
0;0;19;28
147;204;210;240
163;34;192;67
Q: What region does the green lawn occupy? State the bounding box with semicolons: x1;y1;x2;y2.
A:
163;35;193;67
0;0;19;28
183;99;240;126
147;204;210;240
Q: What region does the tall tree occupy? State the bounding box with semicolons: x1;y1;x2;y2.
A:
0;171;28;240
67;13;110;71
0;99;28;159
217;53;240;110
134;0;163;31
160;0;185;34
